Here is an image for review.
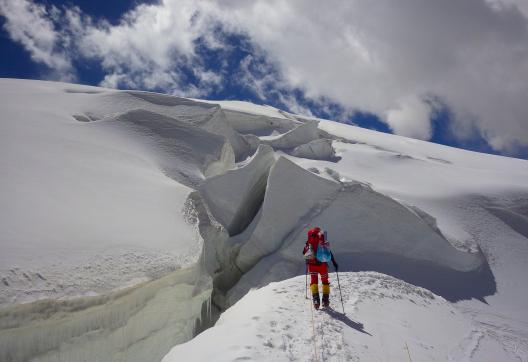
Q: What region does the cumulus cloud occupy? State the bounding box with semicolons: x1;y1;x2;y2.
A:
386;96;433;140
2;0;528;153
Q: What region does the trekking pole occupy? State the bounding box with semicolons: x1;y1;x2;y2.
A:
404;342;412;362
305;264;309;299
335;269;345;315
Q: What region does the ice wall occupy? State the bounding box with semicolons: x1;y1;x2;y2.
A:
194;157;491;308
234;157;341;273
221;109;297;135
291;138;336;160
260;121;320;150
0;266;212;362
200;144;275;236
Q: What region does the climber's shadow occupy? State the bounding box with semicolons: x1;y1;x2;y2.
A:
322;308;372;336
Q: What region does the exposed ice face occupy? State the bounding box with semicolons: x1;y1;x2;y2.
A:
234;157;342;274
291;138;336;160
219;109;296;136
0;266;212;362
260;120;320;150
208;158;491;307
200;144;275;236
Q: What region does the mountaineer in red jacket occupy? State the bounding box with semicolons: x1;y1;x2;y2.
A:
303;226;338;309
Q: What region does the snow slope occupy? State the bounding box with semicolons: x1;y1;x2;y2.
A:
164;273;480;362
1;79;527;361
0;79;232;305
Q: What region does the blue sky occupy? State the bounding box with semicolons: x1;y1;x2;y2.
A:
1;0;527;159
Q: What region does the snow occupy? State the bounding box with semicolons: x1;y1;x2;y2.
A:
0;79;224;306
199;144;275;236
164;272;478;362
1;78;528;361
190;97;527;361
222;159;489;307
216;109;297;136
234;157;342;274
291;138;336;160
199;108;251;161
261;120;320;150
195;99;290;120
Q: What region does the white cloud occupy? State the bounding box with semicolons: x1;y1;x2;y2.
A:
220;0;528;151
385;96;432;140
0;0;74;80
2;0;528;153
277;93;314;118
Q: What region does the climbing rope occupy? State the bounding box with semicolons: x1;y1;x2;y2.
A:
307;281;320;362
318;305;326;362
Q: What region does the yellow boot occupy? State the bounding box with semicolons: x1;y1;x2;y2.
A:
322;283;330;307
310;283;320;309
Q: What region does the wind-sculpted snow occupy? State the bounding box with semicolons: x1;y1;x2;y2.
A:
200;144;275;236
111;109;235;183
127;91;217;108
485;199;528;240
260;120;320;150
221;109;297;136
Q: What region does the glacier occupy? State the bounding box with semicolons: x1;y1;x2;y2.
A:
1;79;527;361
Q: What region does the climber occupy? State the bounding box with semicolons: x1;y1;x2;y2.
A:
303;226;338;309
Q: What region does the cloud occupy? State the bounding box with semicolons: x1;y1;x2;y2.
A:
2;0;528;154
221;0;528;152
0;0;74;80
386;96;433;140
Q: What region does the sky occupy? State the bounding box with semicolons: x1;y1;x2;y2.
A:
1;0;528;159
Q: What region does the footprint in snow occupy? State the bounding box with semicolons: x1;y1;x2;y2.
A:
36;273;46;280
263;340;274;348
